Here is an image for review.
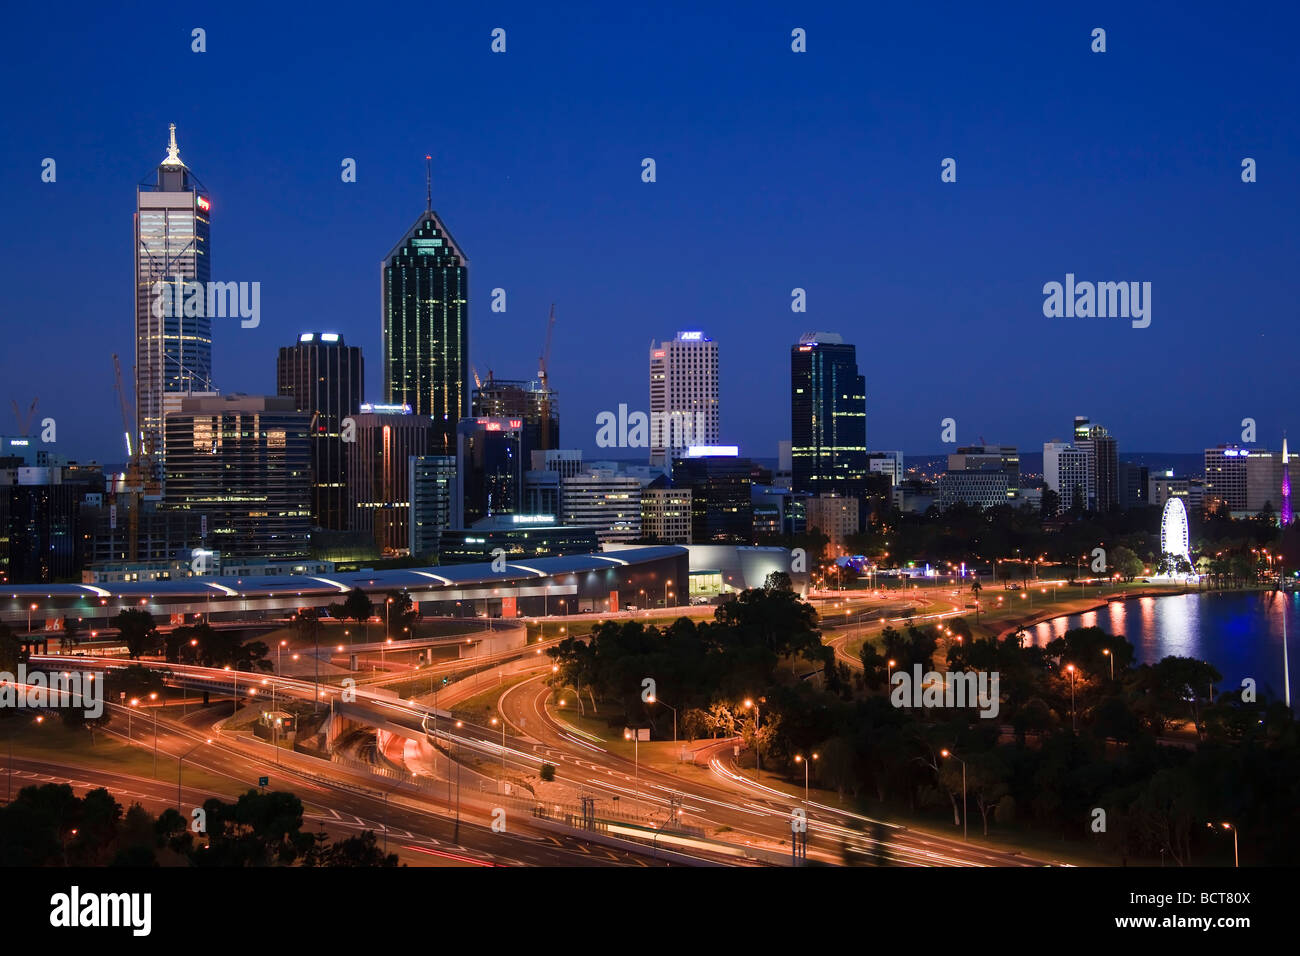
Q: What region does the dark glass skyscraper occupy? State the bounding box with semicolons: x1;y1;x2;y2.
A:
277;333;364;530
382;199;468;455
135;124;212;461
790;332;867;496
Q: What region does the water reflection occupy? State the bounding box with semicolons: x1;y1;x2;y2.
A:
1027;591;1297;702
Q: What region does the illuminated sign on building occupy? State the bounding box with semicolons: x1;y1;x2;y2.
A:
197;196;211;211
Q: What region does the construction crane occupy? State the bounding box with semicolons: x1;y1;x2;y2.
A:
10;398;38;434
538;303;556;451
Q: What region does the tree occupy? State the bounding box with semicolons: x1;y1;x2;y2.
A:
112;609;158;660
384;590;418;637
1110;545;1144;582
331;588;372;626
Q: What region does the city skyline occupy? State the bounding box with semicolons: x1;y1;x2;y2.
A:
1;5;1295;466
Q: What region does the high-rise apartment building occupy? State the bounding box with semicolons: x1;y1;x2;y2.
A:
805;493;859;554
277;333;363;530
790;332;867;498
947;445;1019;495
135;125;213;463
1043;441;1090;514
163;395;312;560
1075;424;1118;512
649;331;719;466
382;194;468;455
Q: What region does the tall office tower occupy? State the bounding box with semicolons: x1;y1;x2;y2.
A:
560;469;642;543
472;373;558;465
649;331;719;466
672;450;753;544
276;333;364;530
790;332;867;498
135;124;213;464
408;455;457;559
1043;441;1090;514
456;417;523;526
345;404;436;554
382;177;468;455
163;396;312;560
1074;424;1117;512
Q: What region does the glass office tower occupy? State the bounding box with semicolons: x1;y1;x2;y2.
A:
277;333;364;530
790;332;867;495
135;124;212;462
382;204;468;455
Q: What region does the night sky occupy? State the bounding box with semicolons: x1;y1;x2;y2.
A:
2;1;1296;465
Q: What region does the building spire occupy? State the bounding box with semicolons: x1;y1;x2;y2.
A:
162;123;184;167
425;154;432;211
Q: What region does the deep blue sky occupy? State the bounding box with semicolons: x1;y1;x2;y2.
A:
2;1;1296;465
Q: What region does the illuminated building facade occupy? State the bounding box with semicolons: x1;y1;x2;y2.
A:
382;204;468;455
135;124;213;462
790;332;867;499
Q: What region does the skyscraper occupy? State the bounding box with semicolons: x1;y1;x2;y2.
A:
649;331;719;466
1075;424;1118;512
1283;436;1293;527
135;124;212;463
382;176;468;455
277;333;363;530
790;332;867;497
457;417;523;526
1044;441;1089;514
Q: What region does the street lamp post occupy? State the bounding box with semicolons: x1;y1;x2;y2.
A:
490;716;506;793
1102;648;1114;681
648;695;677;743
623;728;641;813
941;749;967;841
149;692;159;777
744;698;763;780
794;752;819;803
1209;822;1239;867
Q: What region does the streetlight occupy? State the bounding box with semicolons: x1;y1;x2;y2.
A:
149;691;159;777
743;698;764;780
940;749;967;841
9;712;45;800
664;580;673;607
1207;822;1239;867
1066;664;1077;732
490;716;506;792
128;697;139;740
647;694;677;742
177;738;212;812
887;659;896;686
27;603;37;635
793;752;819;803
623;727;640;812
1102;648;1114;681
